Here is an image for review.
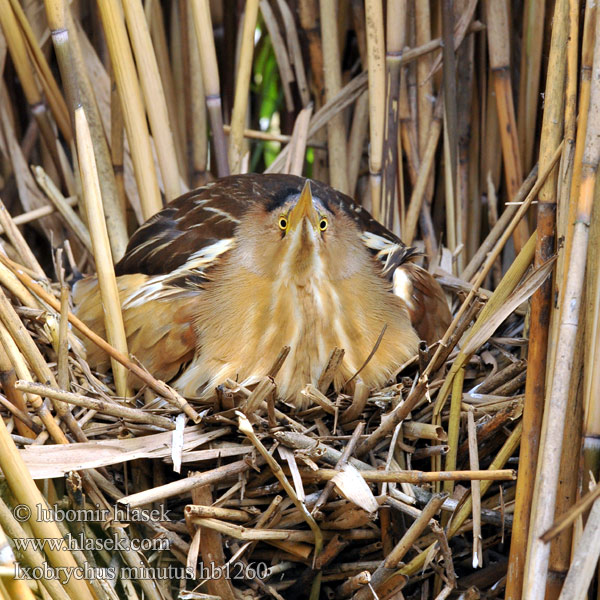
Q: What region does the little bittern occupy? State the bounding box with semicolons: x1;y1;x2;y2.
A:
74;174;451;408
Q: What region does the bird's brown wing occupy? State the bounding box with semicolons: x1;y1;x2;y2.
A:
394;262;452;344
116;173;311;282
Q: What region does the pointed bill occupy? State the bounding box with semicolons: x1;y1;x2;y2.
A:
288;180;319;230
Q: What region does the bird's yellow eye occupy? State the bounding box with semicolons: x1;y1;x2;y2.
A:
278;216;288;230
319;217;328;231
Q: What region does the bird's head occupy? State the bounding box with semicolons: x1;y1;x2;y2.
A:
234;180;367;284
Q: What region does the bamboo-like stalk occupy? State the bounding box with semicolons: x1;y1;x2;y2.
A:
15;380;174;429
7;0;71;144
506;1;570;595
523;7;600;595
149;0;187;182
364;0;385;219
122;0;181;201
186;7;208;187
0;199;45;278
228;0;259;175
32;165;93;253
320;0;349;194
517;0;546;174
555;497;600;600
43;1;130;261
0;0;65;179
484;0;529;253
0;416;94;599
404;98;443;244
95;0;163;220
190;0;229;177
75;107;130;400
380;0;406;231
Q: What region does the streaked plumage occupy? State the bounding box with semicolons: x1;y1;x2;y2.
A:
74;174;451;408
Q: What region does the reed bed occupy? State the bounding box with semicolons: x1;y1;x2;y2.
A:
0;1;597;599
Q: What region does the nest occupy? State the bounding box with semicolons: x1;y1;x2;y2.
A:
0;245;531;599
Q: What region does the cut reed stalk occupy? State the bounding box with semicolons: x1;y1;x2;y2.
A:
364;0;386;219
484;0;528;253
75;107;130;400
0;0;64;179
228;0;259;175
517;0;545;174
96;0;162;220
320;0;349;194
190;0;229;177
122;0;181;201
380;0;406;231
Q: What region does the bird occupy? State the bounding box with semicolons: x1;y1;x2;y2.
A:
73;174;451;409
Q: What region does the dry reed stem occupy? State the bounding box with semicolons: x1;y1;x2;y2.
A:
191;485;236;600
0;200;45;278
467;407;483;568
0;0;64;179
0;497;70;600
7;0;71;143
285;105;313;175
0;415;94;599
75;107;130;399
228;0;259;175
365;0;386;220
380;0;406;232
0;197;76;234
320;0;349;194
96;0;163;220
122;0;181;201
0;321;67;445
275;0;310;106
259;0;295;113
149;0;187;180
190;0;229;177
404;97;443;244
485;0;529;253
523;6;600;595
32;165;92;253
44;1;129;260
555;496;600;600
15;380;174;430
517;0;546;174
506;1;570;593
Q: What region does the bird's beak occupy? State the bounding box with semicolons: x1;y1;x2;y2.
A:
288;181;319;231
